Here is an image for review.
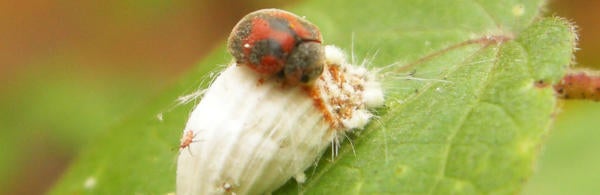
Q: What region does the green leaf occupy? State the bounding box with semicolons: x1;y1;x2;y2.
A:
523;101;600;194
50;0;576;194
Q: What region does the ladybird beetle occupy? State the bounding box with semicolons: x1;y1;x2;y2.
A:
227;9;325;85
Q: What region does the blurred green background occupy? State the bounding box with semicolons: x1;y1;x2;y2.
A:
0;1;597;194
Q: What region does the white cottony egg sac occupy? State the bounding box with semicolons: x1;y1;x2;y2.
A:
176;45;384;195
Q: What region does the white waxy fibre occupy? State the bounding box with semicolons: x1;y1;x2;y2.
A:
177;45;384;195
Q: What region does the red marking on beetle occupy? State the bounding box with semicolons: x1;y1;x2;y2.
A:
258;55;285;73
250;18;296;51
241;18;296;74
271;10;318;40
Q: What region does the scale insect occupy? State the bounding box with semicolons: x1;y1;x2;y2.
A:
177;8;384;195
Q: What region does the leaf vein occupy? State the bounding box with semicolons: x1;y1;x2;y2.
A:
429;43;503;194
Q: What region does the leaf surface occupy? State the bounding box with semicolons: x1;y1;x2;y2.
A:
50;0;576;194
